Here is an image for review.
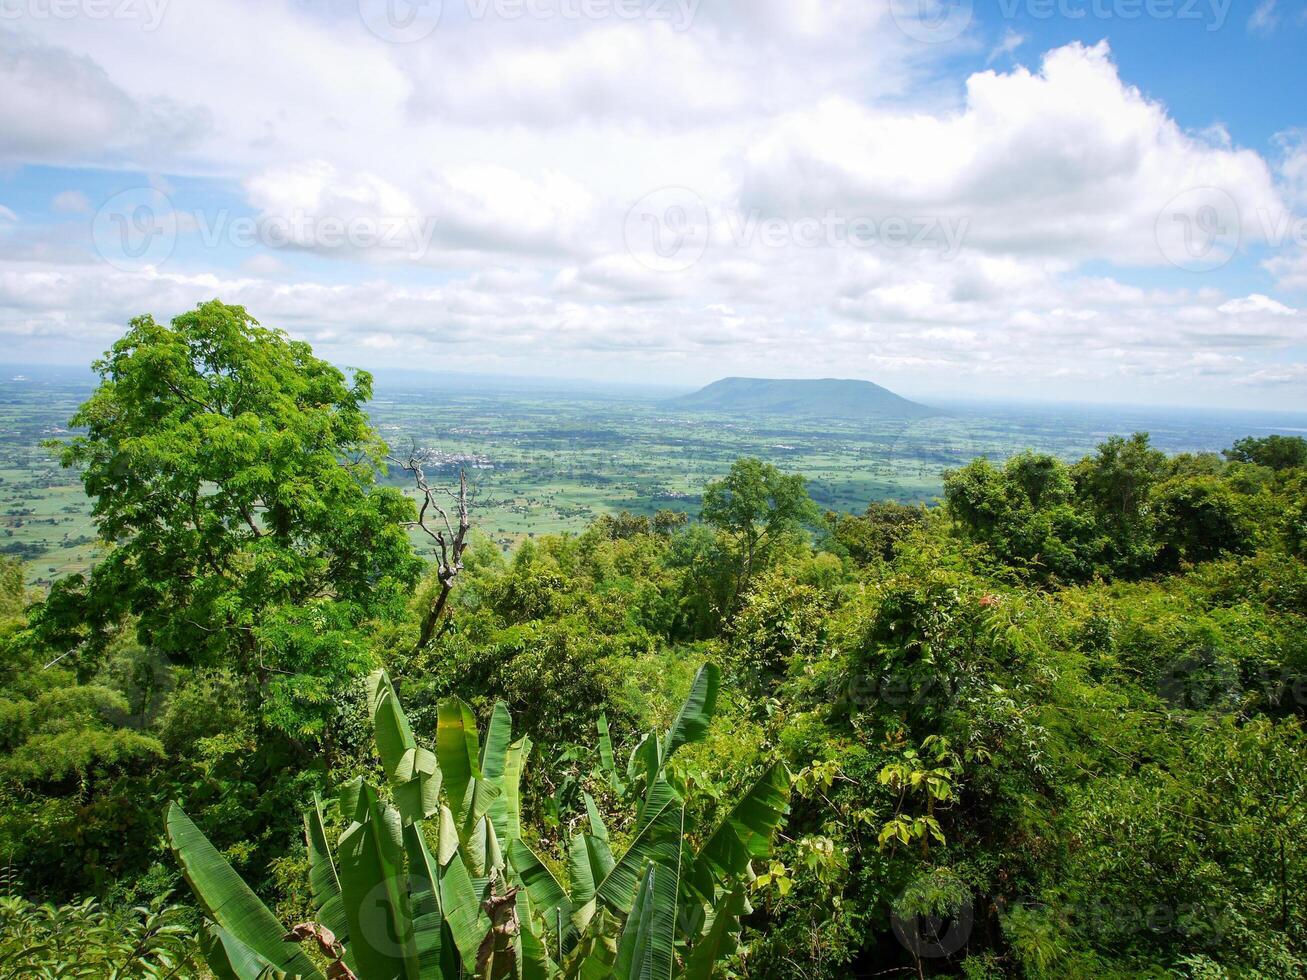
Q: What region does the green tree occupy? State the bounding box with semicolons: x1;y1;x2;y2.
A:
944;453;1099;582
43;301;422;685
1224;434;1307;471
1152;475;1252;566
825;500;926;566
1071;433;1167;575
700;458;817;615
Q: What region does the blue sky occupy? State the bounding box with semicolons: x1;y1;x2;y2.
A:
0;0;1305;408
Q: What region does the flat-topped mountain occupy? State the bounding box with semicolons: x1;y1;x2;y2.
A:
665;377;938;419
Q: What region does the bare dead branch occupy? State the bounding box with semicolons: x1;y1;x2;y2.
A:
389;449;472;650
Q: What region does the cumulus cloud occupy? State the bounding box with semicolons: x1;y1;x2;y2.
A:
0;30;207;166
737;43;1286;265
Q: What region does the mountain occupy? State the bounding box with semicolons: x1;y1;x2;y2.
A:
664;377;939;419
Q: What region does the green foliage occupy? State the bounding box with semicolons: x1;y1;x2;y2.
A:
701;457;818;613
1225;434;1307;471
171;663;789;980
825;500;927;566
43;299;421;677
6;313;1307;979
0;880;201;978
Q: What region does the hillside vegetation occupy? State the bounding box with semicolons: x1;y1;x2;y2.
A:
1;303;1304;978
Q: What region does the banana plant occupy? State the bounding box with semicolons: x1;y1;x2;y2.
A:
167;663;788;979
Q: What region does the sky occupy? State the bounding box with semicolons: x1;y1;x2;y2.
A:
1;0;1306;409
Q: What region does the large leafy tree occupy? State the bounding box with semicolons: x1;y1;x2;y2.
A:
700;458;817;615
44;301;422;678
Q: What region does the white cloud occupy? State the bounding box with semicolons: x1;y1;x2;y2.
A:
1218;294;1297;316
0;30;206;166
1248;0;1279;35
987;29;1027;65
51;191;91;214
738;43;1286;265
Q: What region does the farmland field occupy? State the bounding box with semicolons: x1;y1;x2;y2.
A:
4;365;1306;587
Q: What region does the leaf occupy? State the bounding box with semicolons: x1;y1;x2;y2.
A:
304;794;350;952
199;923;290;980
402;822;446;980
478;704;516;845
335;779;417;980
596;792;685;917
596;714;624;795
439;849;484;975
369;671;441;824
500;735;531;844
681;886;747;980
436;698;482;825
507;839;574;953
664;664;720;760
689;762;790;899
614;857;680;980
582;794;616;879
165;804;323;980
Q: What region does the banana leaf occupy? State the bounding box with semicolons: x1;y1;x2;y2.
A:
336;779;417;980
165;804;322;980
664;664;720;760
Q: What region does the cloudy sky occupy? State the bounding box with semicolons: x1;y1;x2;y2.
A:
2;0;1306;408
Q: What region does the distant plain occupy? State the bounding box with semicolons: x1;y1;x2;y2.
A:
5;366;1306;586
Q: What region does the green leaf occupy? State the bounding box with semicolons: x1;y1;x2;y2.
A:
681;886;747;980
508;840;575;953
596;714;624;795
199;923;287;980
402;822;447;980
583;793;616;877
479;705;518;844
336;779;417;980
369;671;441;824
614;856;679;980
165;804;323;980
501;735;531;844
596;793;685;916
440;849;485;975
304;794;349;950
664;664;720;760
690;762;790;897
436;698;482;825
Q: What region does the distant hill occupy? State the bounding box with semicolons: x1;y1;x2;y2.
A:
665;377;939;419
